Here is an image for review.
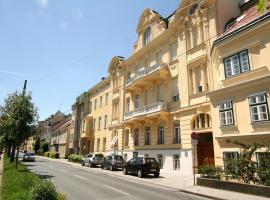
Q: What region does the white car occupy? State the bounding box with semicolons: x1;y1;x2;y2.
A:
81;153;104;167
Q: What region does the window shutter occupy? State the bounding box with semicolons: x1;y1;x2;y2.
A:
239;51;250;72
232;55;240;75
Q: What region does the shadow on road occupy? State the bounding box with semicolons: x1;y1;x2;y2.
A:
36;173;55;180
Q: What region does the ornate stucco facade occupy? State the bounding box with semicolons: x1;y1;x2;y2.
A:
67;0;270;174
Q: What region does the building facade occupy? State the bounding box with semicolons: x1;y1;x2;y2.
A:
210;0;270;166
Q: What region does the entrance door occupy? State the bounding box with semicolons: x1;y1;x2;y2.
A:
197;132;214;167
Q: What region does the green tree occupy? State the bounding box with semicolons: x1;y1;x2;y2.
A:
41;141;49;153
0;91;38;166
33;137;41;154
258;0;270;12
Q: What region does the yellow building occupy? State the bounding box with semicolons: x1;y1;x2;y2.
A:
209;0;270;166
79;77;112;155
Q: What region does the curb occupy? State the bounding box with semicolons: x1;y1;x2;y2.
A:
178;189;227;200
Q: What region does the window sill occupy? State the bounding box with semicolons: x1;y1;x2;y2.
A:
219;125;237;129
190;91;207;98
251;120;270;127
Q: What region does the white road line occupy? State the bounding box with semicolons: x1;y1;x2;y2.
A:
103;185;130;196
57;168;67;173
74;174;88;180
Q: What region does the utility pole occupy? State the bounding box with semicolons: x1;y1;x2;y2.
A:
15;80;27;169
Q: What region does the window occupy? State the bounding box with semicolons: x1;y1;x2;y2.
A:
145;127;151;145
105;93;109;105
157;154;163;169
219;101;234;126
127;72;131;81
223;151;239;171
134;129;139;146
189;3;198;15
125;130;129;146
174;121;181;144
197;66;203;92
143;27;151;46
98;116;101;129
170;42;177;60
97;138;100;152
135;95;141;109
93;118;96;131
224;50;250;78
256;152;270;168
173;154;180;170
158;125;165;145
103;138;106;152
104;114;107;128
133;152;138;158
126;97;130;112
99;96;102;108
94;99;97;110
172;78;179;102
249;93;269;122
89;101;92;114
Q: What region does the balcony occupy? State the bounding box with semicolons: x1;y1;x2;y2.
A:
125;63;168;89
124;102;168;121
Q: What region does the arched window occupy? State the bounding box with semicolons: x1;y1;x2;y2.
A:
173;120;181;144
143;27;151;46
192;113;212;130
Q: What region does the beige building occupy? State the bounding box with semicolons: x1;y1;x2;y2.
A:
51;116;71;158
209;0;270;166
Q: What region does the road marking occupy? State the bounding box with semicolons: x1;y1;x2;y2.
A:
103;185;130;196
57;168;67;173
74;174;88;180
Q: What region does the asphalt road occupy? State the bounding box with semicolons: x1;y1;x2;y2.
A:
23;157;211;200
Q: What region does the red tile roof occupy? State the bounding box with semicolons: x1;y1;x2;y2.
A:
221;5;262;37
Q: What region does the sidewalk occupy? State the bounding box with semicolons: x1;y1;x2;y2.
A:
38;156;269;200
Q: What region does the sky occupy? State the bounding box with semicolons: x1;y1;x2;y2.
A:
0;0;180;120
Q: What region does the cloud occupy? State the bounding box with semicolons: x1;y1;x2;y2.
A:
59;21;68;30
72;8;83;20
0;70;25;76
37;0;48;9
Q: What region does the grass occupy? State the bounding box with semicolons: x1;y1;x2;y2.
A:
1;155;42;200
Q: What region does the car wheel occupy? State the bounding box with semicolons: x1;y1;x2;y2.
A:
89;162;92;168
137;169;143;178
123;167;128;175
101;165;104;170
81;161;85;166
154;172;160;177
109;165;114;171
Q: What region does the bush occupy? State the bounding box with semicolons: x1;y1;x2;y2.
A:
57;192;68;200
41;142;49;153
199;164;223;180
30;181;57;200
49;152;60;159
36;149;43;156
68;154;83;163
44;151;50;157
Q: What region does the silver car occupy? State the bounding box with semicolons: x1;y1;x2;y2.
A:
81;153;104;167
23;152;35;162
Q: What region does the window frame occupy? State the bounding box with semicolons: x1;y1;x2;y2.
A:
143;27;151;46
223;49;251;78
145;127;151;145
219;100;235;127
248;93;270;122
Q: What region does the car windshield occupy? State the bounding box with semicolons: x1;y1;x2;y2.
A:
95;154;104;158
144;158;156;163
26;153;34;156
114;156;124;161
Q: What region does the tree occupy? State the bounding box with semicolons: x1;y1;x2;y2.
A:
0;91;38;166
33;137;41;154
41;141;49;153
258;0;270;12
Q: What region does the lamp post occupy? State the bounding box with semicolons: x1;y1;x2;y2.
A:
191;132;198;186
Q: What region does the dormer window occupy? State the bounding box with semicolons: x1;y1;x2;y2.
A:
143;27;151;46
188;3;199;16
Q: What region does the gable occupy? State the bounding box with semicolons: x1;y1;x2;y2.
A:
136;8;161;34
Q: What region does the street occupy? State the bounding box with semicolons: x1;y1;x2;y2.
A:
23;157;211;200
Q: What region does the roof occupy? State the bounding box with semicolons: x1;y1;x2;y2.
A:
214;5;270;46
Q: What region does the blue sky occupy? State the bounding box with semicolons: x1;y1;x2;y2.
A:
0;0;180;120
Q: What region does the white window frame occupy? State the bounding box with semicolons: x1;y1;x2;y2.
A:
219;100;235;126
249;93;270;122
223;49;250;78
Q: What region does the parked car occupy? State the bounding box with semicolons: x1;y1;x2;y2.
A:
23;152;35;162
123;157;160;178
81;153;104;167
101;155;125;171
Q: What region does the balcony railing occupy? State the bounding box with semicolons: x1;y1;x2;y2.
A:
125;63;166;87
124;102;168;120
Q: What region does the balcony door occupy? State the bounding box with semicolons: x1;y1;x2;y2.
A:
146;88;155;105
158;84;166;102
